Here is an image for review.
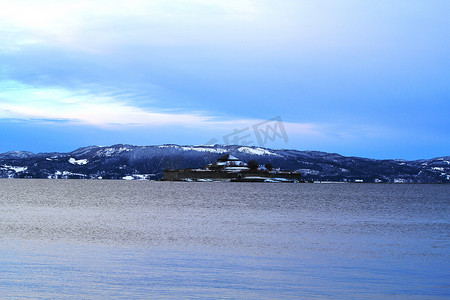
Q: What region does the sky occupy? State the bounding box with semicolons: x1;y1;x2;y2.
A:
0;0;449;159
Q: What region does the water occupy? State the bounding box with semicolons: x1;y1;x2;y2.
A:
0;180;449;299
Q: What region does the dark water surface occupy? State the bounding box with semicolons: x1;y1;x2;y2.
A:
0;180;449;299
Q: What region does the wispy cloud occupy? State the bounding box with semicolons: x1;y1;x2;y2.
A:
0;80;208;126
0;80;319;136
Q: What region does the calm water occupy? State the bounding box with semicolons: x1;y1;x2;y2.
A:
0;179;449;299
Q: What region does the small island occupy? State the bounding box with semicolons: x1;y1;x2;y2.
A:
163;154;302;182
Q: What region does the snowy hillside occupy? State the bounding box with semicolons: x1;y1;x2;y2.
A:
0;144;449;183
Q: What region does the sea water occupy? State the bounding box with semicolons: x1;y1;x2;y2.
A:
0;179;449;299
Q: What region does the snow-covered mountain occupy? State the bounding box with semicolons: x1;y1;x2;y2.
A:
1;144;449;183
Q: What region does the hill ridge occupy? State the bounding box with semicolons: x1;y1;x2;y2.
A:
1;144;449;183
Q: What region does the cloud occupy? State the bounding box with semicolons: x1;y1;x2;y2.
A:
0;0;267;53
0;80;319;137
0;80;209;127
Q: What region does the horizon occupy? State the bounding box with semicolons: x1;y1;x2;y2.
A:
1;143;448;161
1;1;449;160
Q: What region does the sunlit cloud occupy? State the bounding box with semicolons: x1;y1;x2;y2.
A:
0;80;319;136
0;80;208;126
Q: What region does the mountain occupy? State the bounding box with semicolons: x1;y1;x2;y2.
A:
0;144;449;183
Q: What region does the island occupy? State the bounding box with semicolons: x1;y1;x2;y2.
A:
162;154;302;182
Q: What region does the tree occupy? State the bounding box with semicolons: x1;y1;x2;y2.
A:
264;163;273;171
247;160;259;171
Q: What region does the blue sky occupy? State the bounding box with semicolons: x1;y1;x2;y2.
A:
0;0;449;159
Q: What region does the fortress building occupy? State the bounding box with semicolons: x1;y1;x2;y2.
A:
163;154;302;182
